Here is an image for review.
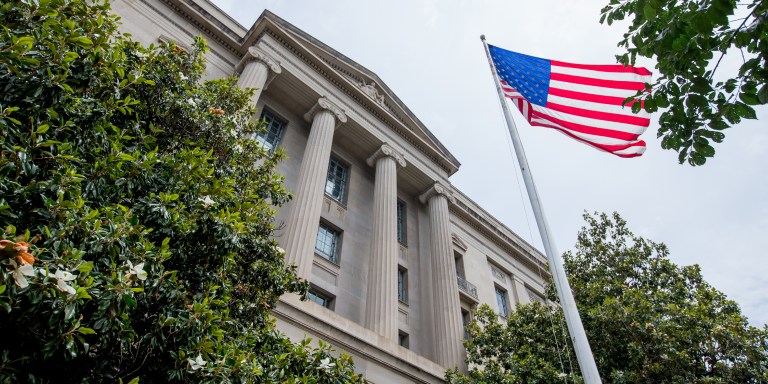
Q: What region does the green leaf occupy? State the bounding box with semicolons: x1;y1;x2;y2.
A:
739;92;759;105
757;84;768;104
35;124;50;134
68;36;93;48
643;4;656;19
735;103;757;119
77;327;96;335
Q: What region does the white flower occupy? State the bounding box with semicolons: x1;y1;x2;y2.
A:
274;246;285;257
557;372;568;379
317;357;335;371
179;72;188;81
186;98;197;107
127;261;148;281
199;195;215;208
53;270;77;295
10;259;35;288
233;144;243;153
188;354;207;370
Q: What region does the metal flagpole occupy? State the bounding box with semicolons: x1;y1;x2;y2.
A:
480;35;602;384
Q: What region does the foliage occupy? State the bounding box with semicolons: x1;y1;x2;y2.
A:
0;0;363;382
599;0;767;165
447;212;768;383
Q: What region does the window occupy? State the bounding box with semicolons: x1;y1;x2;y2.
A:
454;251;465;279
255;110;285;151
398;267;408;304
325;157;349;203
315;222;340;263
495;286;509;317
398;331;409;348
307;288;333;309
462;309;471;339
397;200;407;245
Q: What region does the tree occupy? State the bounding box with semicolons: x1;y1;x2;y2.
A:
0;0;363;382
446;212;768;383
599;0;767;166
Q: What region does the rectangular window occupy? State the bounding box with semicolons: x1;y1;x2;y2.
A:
398;267;408;304
462;309;471;339
256;110;285;151
495;286;509;317
307;288;333;309
315;222;340;263
325;157;349;203
397;200;406;245
454;252;465;279
398;331;409;349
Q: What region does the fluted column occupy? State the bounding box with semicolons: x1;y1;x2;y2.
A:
420;182;464;368
283;98;347;279
364;144;406;339
235;46;281;105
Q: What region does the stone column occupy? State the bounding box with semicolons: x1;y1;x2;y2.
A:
283;98;347;280
364;144;406;340
235;46;281;105
419;182;464;368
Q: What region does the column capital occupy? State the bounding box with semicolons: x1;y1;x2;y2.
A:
235;46;282;75
419;182;454;204
304;97;348;125
366;143;406;168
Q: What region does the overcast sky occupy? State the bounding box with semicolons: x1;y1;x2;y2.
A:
210;0;768;326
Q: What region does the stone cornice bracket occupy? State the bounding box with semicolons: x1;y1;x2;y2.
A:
419;182;455;204
366;143;406;168
235;46;282;75
304;97;348;125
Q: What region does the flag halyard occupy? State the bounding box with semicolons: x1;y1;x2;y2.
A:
489;45;652;158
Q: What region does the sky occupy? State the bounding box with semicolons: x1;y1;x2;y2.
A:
210;0;768;326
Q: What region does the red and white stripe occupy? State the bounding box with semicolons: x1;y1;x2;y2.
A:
500;61;652;158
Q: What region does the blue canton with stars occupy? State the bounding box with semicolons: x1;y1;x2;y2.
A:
489;45;550;107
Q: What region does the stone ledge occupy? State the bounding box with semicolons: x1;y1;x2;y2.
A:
273;294;447;383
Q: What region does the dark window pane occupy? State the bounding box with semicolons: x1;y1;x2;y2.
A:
256;110;285;151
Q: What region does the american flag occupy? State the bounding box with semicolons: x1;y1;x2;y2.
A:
489;45;652;158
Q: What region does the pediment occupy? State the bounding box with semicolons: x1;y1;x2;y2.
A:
259;11;460;174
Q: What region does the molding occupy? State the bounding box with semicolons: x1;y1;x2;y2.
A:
260;33;457;175
418;182;455;204
235;45;282;75
304;97;348;125
366;143;406;168
451;233;468;252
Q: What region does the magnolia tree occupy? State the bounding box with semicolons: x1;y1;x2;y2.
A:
0;0;362;382
447;212;768;384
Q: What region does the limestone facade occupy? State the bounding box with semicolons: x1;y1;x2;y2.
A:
111;1;551;382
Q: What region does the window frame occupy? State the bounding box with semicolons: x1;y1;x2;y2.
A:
396;199;407;245
397;266;408;304
495;285;510;318
324;156;350;204
255;109;286;152
314;221;341;264
307;287;334;309
398;330;410;349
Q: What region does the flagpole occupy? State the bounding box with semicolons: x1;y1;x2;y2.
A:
480;35;602;384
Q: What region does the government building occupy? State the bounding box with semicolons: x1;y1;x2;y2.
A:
113;1;551;382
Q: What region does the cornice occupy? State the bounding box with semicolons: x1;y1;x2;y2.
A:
260;31;456;175
448;199;549;278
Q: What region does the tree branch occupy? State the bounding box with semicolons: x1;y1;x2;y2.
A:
709;0;764;80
